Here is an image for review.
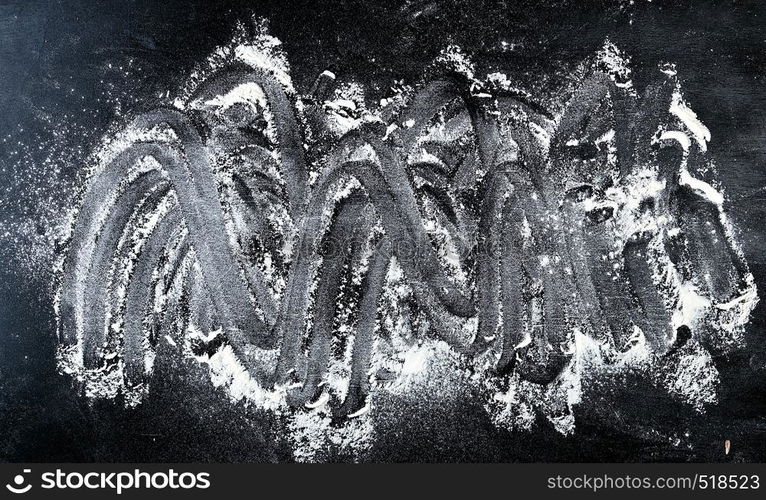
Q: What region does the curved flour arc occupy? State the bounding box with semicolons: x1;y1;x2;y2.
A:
122;208;184;384
226;172;283;322
186;63;308;218
272;133;479;385
126;112;277;352
339;236;391;417
59;145;169;349
289;192;373;407
80;177;172;368
60;131;274;373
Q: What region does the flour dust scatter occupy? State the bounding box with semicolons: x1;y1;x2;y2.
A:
53;20;758;461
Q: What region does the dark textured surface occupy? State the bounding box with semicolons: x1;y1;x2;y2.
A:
1;0;765;462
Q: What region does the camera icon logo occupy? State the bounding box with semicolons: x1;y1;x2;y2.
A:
5;469;32;494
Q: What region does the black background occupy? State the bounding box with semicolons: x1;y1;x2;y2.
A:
1;0;765;462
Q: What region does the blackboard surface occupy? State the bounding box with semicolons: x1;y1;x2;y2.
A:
1;0;765;462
